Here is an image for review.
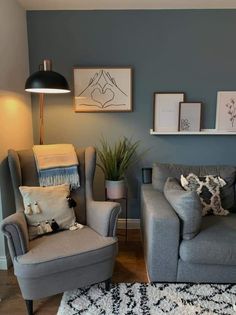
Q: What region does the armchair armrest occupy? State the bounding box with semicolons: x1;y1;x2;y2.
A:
1;212;29;259
141;184;180;282
87;200;121;237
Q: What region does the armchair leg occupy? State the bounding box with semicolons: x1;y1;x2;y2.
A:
105;278;111;291
25;299;33;315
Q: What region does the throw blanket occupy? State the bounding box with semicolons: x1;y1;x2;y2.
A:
33;144;80;190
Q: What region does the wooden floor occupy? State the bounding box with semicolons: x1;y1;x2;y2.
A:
0;229;147;315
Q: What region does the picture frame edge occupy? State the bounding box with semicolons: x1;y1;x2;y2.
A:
73;66;133;113
153;91;185;132
178;102;202;132
216;91;236;132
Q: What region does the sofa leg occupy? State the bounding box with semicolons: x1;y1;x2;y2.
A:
105;278;111;291
25;299;33;315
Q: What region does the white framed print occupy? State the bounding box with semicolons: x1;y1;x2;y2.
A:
179;102;201;132
73;67;132;112
153;92;185;132
216;91;236;132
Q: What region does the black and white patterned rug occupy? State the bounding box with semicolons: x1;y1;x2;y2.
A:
57;283;236;315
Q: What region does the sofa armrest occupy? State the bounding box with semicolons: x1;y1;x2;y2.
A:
141;184;180;282
1;212;29;259
87;200;121;237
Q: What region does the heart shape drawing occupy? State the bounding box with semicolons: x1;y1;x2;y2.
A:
91;88;115;107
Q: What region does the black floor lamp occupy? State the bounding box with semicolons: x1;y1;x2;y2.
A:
25;59;70;144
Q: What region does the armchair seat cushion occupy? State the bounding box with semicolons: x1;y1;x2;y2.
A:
180;214;236;266
14;226;117;279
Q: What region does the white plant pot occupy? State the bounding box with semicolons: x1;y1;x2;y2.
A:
105;180;126;199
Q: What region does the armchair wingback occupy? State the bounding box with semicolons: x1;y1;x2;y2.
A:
1;146;121;315
8;147;92;224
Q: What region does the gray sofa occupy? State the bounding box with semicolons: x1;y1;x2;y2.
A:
141;162;236;283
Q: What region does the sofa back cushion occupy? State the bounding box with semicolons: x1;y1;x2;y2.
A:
153;163;236;211
164;177;202;240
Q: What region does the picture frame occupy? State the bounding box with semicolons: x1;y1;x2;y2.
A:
216;91;236;132
153;92;185;132
73;67;132;112
179;102;201;132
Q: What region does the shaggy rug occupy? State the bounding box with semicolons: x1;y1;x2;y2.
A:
57;282;236;315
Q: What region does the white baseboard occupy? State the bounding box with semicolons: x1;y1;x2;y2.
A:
118;218;140;229
0;254;11;270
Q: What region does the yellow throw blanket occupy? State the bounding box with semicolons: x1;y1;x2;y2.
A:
33;144;80;189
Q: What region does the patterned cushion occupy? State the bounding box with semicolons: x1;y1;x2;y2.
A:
19;184;76;239
180;173;229;216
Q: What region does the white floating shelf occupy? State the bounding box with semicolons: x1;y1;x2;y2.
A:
150;129;236;135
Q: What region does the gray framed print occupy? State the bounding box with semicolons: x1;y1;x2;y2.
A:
216;91;236;131
179;102;201;132
73;67;132;112
153;92;185;132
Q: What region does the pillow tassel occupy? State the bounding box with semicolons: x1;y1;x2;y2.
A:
66;196;77;208
51;219;59;232
37;223;44;235
180;175;189;187
43;221;53;233
24;204;33;215
33;202;41;214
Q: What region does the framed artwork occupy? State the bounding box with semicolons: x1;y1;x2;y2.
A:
73;67;132;112
216;91;236;131
179;102;201;132
153;92;185;132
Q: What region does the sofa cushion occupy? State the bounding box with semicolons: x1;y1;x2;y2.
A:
152;163;236;210
179;214;236;265
14;226;117;278
164;177;202;240
19;184;76;239
180;173;229;216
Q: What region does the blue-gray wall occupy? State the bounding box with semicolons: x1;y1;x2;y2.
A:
27;10;236;218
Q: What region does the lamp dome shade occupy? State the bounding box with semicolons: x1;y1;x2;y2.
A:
25;70;70;94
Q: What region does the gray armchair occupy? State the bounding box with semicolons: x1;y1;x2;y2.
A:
1;146;121;315
141;162;236;283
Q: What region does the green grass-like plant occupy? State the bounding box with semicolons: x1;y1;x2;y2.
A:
97;137;140;181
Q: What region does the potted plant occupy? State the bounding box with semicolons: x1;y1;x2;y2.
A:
97;137;140;199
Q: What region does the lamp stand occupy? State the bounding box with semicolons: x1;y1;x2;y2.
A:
39;93;44;145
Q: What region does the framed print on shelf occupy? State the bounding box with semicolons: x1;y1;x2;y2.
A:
179;102;201;132
153;92;185;132
216;91;236;132
73;67;132;112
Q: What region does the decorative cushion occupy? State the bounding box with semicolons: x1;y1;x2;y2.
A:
164;177;202;240
152;163;236;211
19;184;76;239
180;173;229;216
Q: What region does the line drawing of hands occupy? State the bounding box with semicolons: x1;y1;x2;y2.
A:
76;69;128;108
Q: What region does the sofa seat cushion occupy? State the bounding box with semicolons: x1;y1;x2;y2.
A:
179;214;236;265
14;226;117;278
